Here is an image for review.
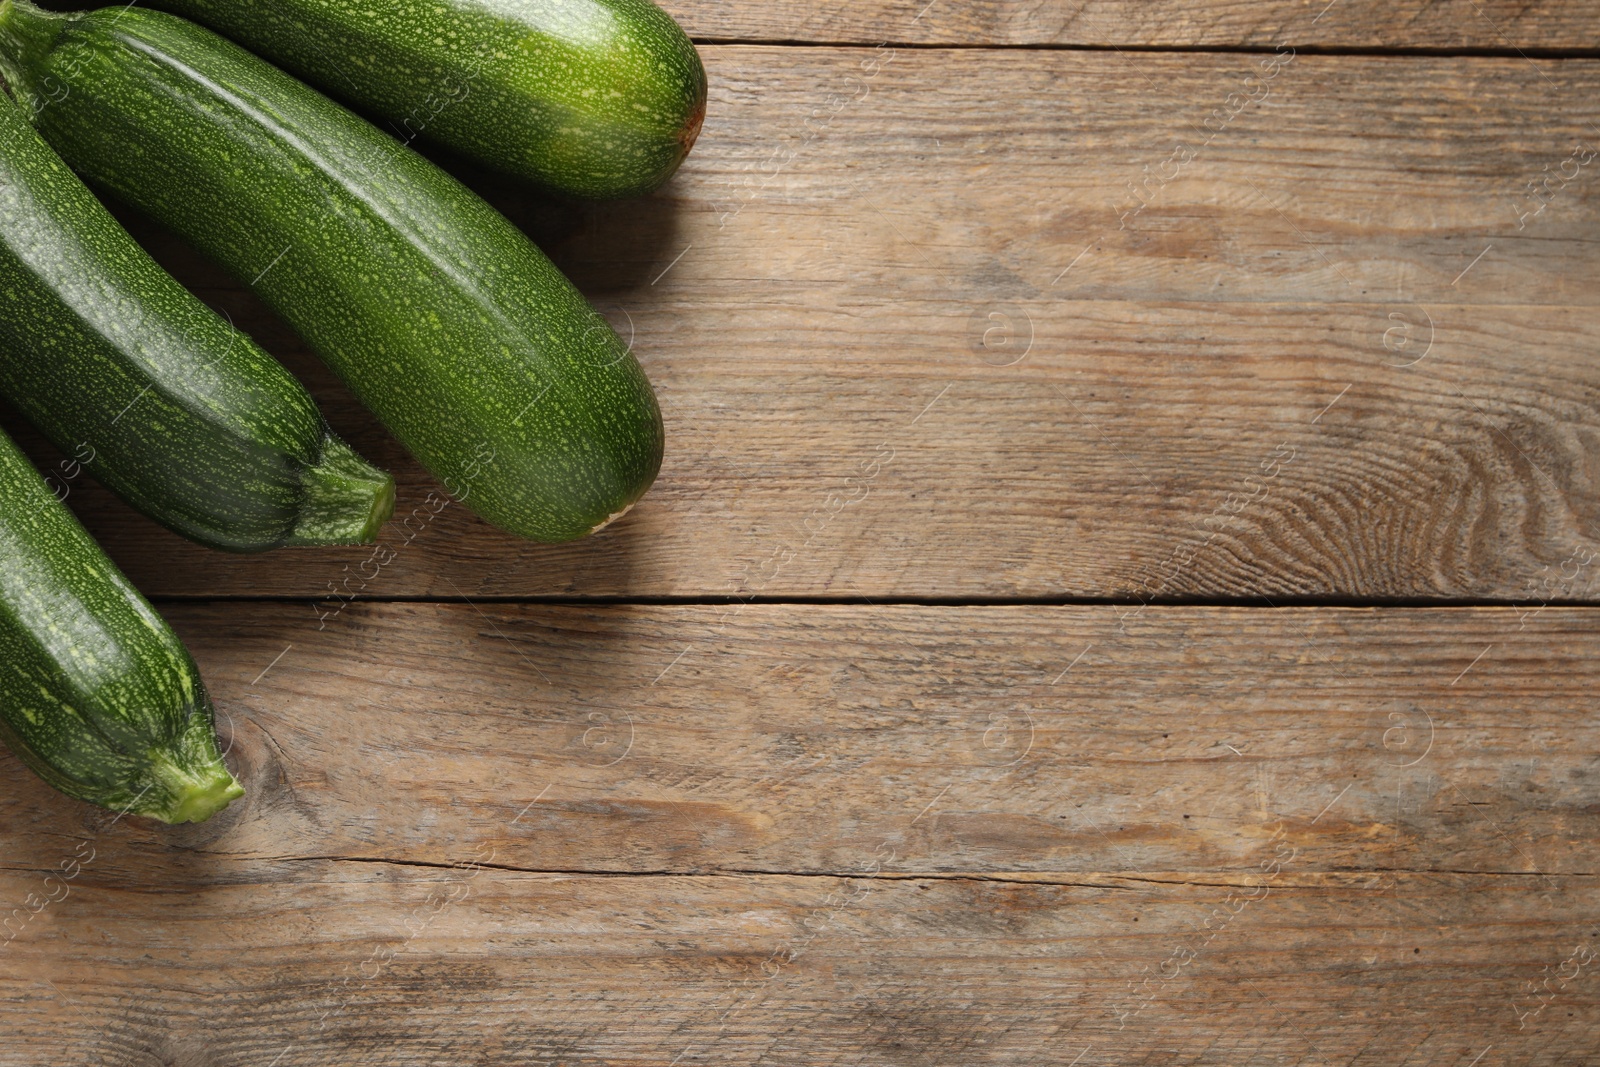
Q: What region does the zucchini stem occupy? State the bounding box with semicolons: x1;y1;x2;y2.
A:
288;433;396;547
0;0;69;118
140;750;244;824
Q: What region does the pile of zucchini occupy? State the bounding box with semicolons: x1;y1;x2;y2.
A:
0;0;704;822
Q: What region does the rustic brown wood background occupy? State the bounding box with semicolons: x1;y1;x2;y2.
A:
4;1;1600;1063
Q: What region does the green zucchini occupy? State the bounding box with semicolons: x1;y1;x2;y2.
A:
146;0;707;199
0;1;664;542
0;78;393;553
0;422;242;823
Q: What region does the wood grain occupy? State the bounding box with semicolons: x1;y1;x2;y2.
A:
2;603;1599;1063
660;0;1600;50
12;47;1597;602
3;870;1597;1065
3;8;1595;1063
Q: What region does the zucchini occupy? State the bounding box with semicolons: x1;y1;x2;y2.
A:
147;0;707;199
0;422;242;823
0;1;664;542
0;79;394;553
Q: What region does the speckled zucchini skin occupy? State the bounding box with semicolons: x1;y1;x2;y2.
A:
0;80;393;552
148;0;707;198
0;424;242;823
0;3;663;541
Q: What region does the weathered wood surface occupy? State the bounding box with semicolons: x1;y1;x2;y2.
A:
661;0;1600;50
4;12;1599;1065
3;870;1597;1065
14;47;1599;602
2;604;1598;1063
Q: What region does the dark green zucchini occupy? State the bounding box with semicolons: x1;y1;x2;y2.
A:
0;422;241;823
0;1;663;542
0;76;393;553
147;0;707;198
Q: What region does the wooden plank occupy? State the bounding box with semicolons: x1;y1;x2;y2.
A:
13;48;1600;600
2;869;1597;1064
1;604;1594;879
3;603;1599;1062
661;0;1600;50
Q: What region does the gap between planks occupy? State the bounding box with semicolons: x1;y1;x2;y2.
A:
141;594;1600;609
686;38;1600;60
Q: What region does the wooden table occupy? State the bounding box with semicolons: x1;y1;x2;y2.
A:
4;2;1600;1063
